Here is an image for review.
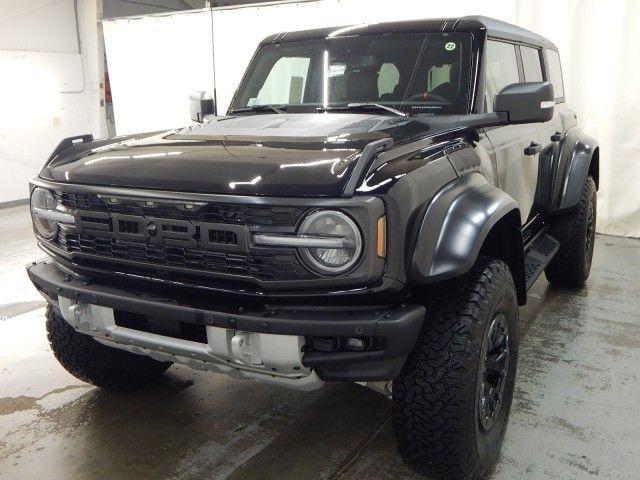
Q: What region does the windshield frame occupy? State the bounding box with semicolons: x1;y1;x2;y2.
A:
228;32;474;116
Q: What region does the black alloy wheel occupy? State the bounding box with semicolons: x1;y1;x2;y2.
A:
478;313;510;432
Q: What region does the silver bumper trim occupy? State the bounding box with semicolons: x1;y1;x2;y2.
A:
58;297;324;391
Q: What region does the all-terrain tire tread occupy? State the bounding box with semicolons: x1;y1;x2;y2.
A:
545;176;596;287
46;306;171;391
393;257;517;480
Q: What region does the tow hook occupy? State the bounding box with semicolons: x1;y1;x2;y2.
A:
230;332;262;366
68;302;87;327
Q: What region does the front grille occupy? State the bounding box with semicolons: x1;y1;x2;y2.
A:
54;192;316;283
59;231;313;281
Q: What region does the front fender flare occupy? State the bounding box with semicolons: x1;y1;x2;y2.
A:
411;173;520;284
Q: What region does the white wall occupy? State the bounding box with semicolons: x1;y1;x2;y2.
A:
103;10;215;134
103;0;640;237
0;0;106;204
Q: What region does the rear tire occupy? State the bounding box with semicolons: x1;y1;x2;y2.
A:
46;306;171;391
393;257;519;480
545;176;597;287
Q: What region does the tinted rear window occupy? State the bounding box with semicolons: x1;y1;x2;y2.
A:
545;49;565;100
521;46;543;82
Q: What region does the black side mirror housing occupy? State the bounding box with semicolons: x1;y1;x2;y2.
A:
190;91;215;123
494;81;554;124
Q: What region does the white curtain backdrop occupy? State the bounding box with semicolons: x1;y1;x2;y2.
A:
104;0;640;238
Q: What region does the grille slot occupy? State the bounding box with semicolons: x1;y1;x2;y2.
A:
80;215;109;225
208;229;238;245
118;219;140;234
77;212;110;231
163;224;188;233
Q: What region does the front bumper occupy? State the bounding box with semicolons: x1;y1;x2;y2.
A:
28;261;425;383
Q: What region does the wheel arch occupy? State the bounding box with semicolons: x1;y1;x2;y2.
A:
478;209;526;304
589;146;599;190
410;173;526;304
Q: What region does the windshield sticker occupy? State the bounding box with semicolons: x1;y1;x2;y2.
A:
444;42;456;52
328;64;346;77
247;97;260;106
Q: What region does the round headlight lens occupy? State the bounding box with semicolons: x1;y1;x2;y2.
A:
299;210;362;274
31;187;58;239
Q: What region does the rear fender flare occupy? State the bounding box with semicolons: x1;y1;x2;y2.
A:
557;129;599;210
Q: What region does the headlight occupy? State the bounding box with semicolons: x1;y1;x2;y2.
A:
31;187;59;239
298;210;362;274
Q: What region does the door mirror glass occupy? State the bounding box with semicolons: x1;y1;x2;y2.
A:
494;81;554;124
189;91;214;123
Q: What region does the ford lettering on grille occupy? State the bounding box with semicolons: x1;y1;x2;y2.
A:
74;211;248;253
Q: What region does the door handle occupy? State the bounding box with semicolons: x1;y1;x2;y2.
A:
524;142;542;156
550;131;565;142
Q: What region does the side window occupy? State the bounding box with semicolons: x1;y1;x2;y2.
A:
520;46;543;82
545;49;565;100
485;40;519;112
254;56;311;105
377;63;400;97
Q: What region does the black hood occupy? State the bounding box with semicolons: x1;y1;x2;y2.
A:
44;113;447;197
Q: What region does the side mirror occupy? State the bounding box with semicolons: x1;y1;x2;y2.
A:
189;91;214;123
494;81;554;124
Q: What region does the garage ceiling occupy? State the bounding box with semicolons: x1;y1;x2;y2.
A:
103;0;305;20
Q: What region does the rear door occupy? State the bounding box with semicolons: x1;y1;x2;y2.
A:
520;44;560;214
484;40;542;225
533;48;578;211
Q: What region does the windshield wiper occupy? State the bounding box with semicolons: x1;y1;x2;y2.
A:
317;103;407;117
229;105;287;114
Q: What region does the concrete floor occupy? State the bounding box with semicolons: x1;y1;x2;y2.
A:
1;203;639;480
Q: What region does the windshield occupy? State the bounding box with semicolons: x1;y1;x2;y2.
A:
230;32;473;115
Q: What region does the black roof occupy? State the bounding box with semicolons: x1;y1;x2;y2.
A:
261;15;557;51
463;16;557;49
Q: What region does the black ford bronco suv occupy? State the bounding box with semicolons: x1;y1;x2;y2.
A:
28;16;598;480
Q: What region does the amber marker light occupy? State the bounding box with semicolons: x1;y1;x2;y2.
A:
377;216;386;258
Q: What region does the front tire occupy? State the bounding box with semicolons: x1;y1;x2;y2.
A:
46;306;171;391
545;176;597;287
393;257;519;480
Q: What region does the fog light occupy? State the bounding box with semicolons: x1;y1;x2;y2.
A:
345;337;366;351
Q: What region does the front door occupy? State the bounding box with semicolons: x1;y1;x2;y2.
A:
486;124;542;224
483;39;542;225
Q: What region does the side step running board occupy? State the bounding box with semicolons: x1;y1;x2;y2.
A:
524;232;559;290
